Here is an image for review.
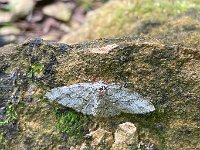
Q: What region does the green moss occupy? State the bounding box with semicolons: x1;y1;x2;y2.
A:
0;101;23;149
27;64;45;79
133;0;200;15
0;101;18;126
0;132;7;148
55;110;87;141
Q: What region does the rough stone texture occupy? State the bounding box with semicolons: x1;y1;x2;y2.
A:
111;122;138;150
70;128;114;150
89;128;113;149
0;36;199;149
60;0;200;44
1;1;200;149
148;9;200;49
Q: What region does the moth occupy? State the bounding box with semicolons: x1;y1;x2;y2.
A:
45;81;155;117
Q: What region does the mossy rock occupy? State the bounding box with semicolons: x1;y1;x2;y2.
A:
0;36;199;149
61;0;200;44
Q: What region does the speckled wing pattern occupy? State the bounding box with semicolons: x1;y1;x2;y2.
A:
45;81;155;117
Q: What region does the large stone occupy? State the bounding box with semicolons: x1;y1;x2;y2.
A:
112;122;138;150
60;0;137;44
89;128;113;149
0;10;12;23
0;0;35;23
60;0;200;44
9;0;35;20
42;2;72;22
0;36;199;149
0;26;20;35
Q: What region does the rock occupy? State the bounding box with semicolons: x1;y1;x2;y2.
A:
0;35;17;46
79;143;88;150
0;10;12;23
70;143;90;150
41;31;61;42
42;2;72;22
70;145;81;150
0;26;20;35
0;0;35;23
0;36;200;149
111;122;138;150
60;0;137;44
60;0;200;44
89;128;113;149
148;9;200;49
9;0;35;21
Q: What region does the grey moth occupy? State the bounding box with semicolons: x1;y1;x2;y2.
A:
45;81;155;117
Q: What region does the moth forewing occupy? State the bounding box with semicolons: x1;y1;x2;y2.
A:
116;95;155;114
45;81;155;117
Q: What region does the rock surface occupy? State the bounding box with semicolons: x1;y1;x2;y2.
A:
60;0;200;44
111;122;138;150
42;2;72;22
0;36;199;149
89;128;113;148
1;1;199;149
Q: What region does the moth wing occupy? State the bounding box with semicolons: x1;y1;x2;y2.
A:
46;83;100;114
79;82;119;117
107;86;155;114
79;81;109;116
45;86;70;101
46;83;92;100
81;93;99;116
117;92;155;114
